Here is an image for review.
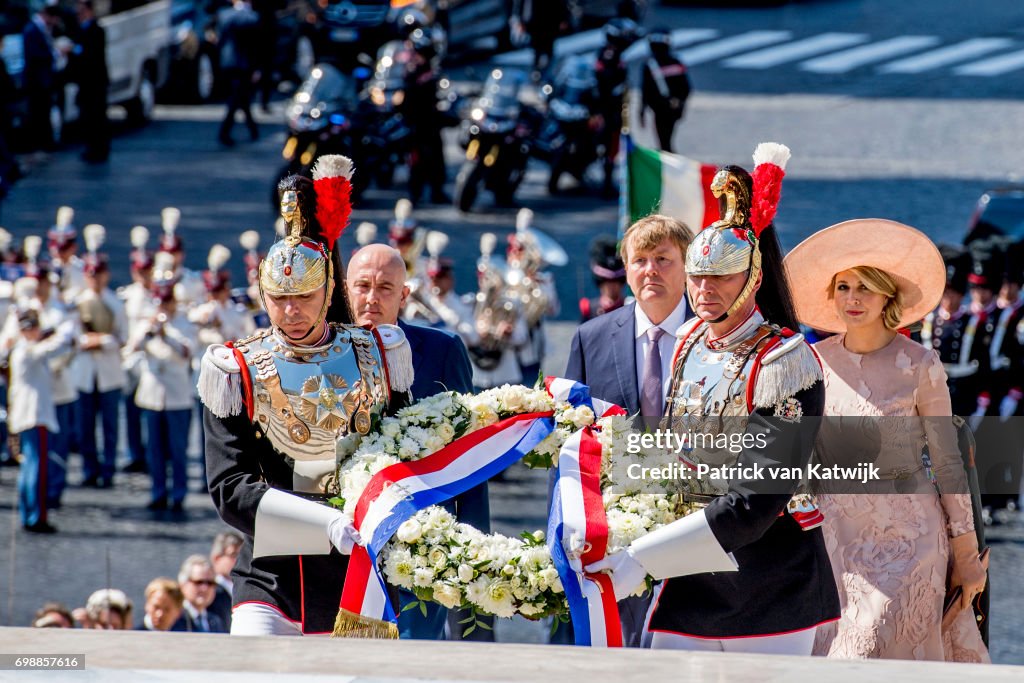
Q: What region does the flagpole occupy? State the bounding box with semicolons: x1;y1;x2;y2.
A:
617;86;631;239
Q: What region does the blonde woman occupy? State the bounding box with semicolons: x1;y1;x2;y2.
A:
785;219;989;662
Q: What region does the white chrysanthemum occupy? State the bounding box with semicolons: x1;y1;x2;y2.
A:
413;567;435;588
381;421;402;439
383;549;415;589
519;602;543;617
465;576;490;609
481;579;516;618
397;436;420;459
396;519;423;544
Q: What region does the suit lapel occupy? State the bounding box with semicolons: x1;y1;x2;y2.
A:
612;303;640;414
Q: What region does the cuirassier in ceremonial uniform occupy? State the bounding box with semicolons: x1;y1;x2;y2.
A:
198;156;414;636
588;144;839;655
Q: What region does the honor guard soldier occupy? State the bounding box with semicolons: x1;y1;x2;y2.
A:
990;240;1024;420
158;207;207;310
507;208;563;386
962;249;1001;425
387;198;427;282
921;245;975;414
119;225;155;474
579;234;627;322
72;225;127;489
641;30;691;153
983;240;1024;516
47;206;85;303
587;144;839;655
198;156;414;636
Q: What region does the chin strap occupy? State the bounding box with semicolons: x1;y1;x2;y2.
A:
688;247;762;325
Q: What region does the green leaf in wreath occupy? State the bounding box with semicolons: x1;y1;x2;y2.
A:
327;496;346;510
463;623;477;637
475;619;493;631
419;600;429;618
457;614;476;625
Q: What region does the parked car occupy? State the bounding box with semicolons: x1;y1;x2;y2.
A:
964;186;1024;246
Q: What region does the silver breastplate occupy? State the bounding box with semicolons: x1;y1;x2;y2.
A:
665;324;769;491
238;324;389;493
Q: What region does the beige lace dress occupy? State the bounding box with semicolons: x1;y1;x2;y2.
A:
810;333;990;662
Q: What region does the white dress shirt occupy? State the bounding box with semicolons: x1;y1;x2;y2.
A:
634;297;690;401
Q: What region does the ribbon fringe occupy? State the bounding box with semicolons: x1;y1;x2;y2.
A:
332;607;400;639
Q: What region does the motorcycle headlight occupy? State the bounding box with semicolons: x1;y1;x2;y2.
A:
370;87;386;107
471;107;485;122
392;90;404;106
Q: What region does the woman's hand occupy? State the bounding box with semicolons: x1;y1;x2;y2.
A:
949;533;989;611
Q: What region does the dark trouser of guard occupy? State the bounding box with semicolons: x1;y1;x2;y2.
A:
408;127;447;203
652;110;680;153
25;89;55;153
600;114;622;195
219;69;258;144
78;88;110;162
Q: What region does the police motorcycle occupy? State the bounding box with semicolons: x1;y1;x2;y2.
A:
275;63;372;204
536;56;601;195
453;68;541;212
358;38;421;190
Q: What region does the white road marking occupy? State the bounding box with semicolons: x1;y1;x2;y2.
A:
680;31;793;66
723;33;869;69
878;37;1015;73
800;35;940;73
953;48;1024;76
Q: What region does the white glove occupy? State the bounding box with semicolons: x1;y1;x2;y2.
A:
585;549;648;601
327;513;362;555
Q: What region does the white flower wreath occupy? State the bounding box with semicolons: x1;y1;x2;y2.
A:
328;385;702;630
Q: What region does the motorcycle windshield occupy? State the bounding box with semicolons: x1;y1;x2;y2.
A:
294;64;357;114
476;69;527;122
370;41;414;93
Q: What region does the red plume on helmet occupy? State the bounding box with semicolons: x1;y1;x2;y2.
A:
311;155;354;251
750;143;791;238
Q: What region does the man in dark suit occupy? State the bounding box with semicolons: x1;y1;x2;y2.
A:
21;3;62;154
217;0;260;146
346;243;491;641
560;215;692;646
176;555;228;633
71;0;109;163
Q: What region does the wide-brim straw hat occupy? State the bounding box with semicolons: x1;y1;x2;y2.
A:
784;219;945;333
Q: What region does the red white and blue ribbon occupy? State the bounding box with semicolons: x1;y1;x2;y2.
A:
339;378;628;638
341;410;554;624
545;380;628;647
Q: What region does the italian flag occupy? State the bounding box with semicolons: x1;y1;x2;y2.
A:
621;135;719;235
